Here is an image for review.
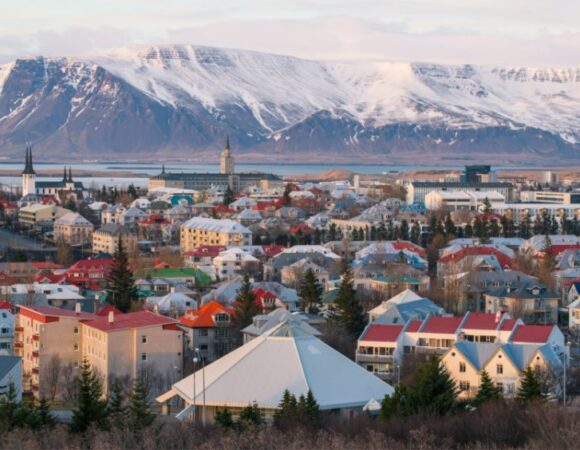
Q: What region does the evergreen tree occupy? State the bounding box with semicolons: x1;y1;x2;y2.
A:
533;214;543;236
516;367;544;403
0;383;27;431
444;215;456;237
215;408;234;428
328;223;338;242
238;402;263;427
482;197;492;214
233;273;259;332
106;238;138;313
107;378;126;427
380;384;415;419
127;184;138;200
304;390;320;426
128;376;155;430
71;359;109;433
464;223;474;238
37;398;56;428
332;264;365;338
282;185;292;206
411;356;456;416
473;217;484;239
489;219;501;238
400;220;410;241
473;370;502;407
65;197;77;212
519;215;532;239
223;185;235;206
297;268;323;313
410;222;421;244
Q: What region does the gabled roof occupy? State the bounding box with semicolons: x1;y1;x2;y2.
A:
360;324;404;342
96;305;124;317
420;316;463;334
0;356;21;381
405;320;423;333
169;320;393;410
180;301;235;328
510;324;554;344
461;312;503;331
85;311;180;332
453;342;500;370
19;305;97;321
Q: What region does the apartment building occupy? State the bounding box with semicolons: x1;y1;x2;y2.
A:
15;305;97;398
92;223;137;255
180;218;251;252
18;204;71;229
80;310;183;393
356;311;566;383
53;212;94;245
179;301;237;363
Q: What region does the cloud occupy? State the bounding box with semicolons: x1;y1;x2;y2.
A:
0;16;579;66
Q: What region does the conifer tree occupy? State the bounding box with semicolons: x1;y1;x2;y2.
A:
106;238;138;313
223;185;235;206
444;215;456;237
304;390;320;426
400;220;410;241
215;408;234;428
127;184;138;200
516;367;544;403
282;185;292;206
238;402;263;427
297;268;323;313
410;222;421;244
332;264;365;338
473;370;502;407
411;356;457;416
71;359;109;433
128;376;154;430
37;398;56;428
234;273;259;333
107;378;126;427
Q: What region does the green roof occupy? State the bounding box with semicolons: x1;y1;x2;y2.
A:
322;289;339;304
374;275;421;284
145;267;213;287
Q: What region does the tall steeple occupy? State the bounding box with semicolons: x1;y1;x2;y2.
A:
62;166;68;182
22;145;37;196
22;145;36;175
220;136;235;175
161;163;166;175
68;166;73;183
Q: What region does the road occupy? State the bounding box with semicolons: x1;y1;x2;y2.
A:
0;229;55;252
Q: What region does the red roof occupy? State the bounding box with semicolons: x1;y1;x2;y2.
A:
19;305;97;321
406;320;423;333
439;246;513;269
0;272;17;286
96;305;124;317
462;312;502;330
546;244;580;257
262;245;285;257
34;273;66;284
0;301;13;310
214;205;235;214
421;316;463;334
153;261;173;269
499;319;518;331
290;223;315;235
361;324;404;342
510;324;554;343
67;258;113;271
139;215;170;226
86;311;180;332
184;245;227;258
179;301;235;328
31;262;63;270
253;201;279;211
392;241;426;257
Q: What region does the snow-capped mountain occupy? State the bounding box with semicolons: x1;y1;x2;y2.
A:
0;44;579;163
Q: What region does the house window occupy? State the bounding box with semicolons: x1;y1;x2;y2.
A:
198;329;209;337
1;327;8;335
459;381;470;391
73;327;79;335
200;344;208;351
142;336;148;344
496;382;504;392
459;362;466;373
74;344;79;351
496;364;503;375
141;353;147;361
1;313;6;319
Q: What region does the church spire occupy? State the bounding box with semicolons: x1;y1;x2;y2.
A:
62;166;67;182
22;145;36;175
225;135;230;151
161;163;166;175
68;166;73;182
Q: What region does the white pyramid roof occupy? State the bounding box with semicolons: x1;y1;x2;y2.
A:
169;320;393;410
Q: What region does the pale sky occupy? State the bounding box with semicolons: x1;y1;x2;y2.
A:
0;0;578;65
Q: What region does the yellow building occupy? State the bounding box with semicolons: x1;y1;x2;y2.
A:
16;305;96;398
18;204;72;229
180;217;251;252
53;212;94;245
92;223;137;255
80;310;183;393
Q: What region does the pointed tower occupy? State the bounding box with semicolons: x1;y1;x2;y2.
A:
22;146;36;196
62;166;68;183
161;163;166;175
219;136;235;175
66;167;74;189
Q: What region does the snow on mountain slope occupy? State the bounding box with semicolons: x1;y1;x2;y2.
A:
95;45;580;143
0;45;579;161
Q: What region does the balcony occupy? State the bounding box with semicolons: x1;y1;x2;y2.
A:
32;367;39;375
15;327;24;332
355;352;395;364
32;334;40;341
14;342;23;348
32;351;39;358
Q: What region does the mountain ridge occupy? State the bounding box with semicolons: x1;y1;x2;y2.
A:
0;44;579;163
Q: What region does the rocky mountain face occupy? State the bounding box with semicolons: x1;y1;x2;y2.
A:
0;45;579;163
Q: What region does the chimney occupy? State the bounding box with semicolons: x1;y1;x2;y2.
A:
75;302;81;315
153;304;159;315
108;311;115;324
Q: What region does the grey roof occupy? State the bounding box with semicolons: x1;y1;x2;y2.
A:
487;279;559;300
152;172;281;181
0;356;21;381
454;342;500;370
96;223;128;237
412;181;512;188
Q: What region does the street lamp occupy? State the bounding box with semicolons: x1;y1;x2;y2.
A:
192;355;198;423
194;347;206;426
